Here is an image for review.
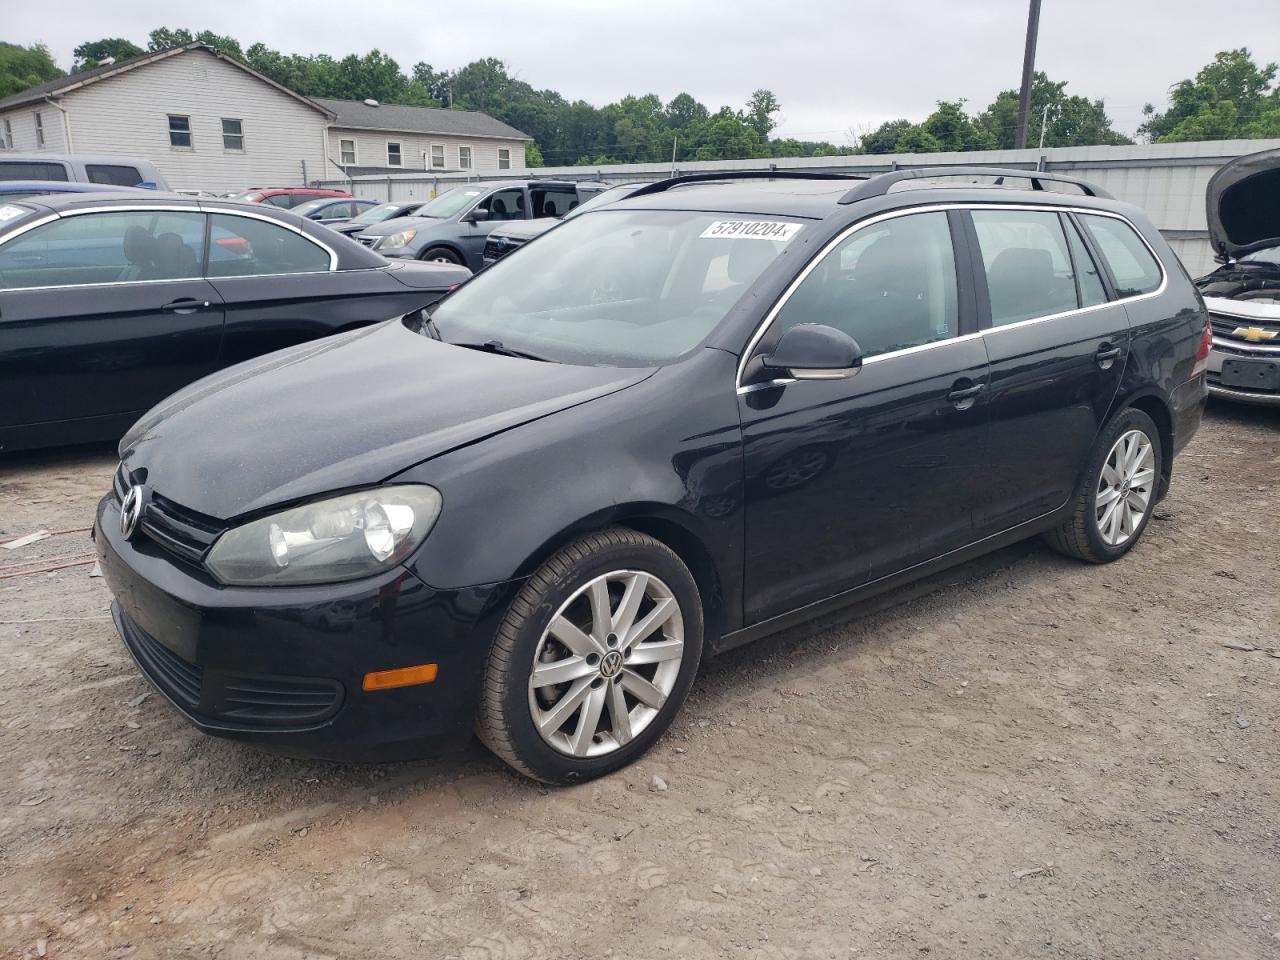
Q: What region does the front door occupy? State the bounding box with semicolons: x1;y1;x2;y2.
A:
739;209;991;624
966;207;1131;532
0;208;224;435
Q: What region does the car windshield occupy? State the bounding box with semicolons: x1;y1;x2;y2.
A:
292;198;333;214
413;187;488;219
563;184;643;221
350;202;404;226
1240;245;1280;266
429;209;802;366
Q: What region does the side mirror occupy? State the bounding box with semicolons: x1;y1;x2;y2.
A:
464;208;490;223
761;324;863;380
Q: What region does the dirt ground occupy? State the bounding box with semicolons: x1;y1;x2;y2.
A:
0;400;1277;960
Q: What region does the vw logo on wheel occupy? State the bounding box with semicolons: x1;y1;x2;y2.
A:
599;650;624;679
119;484;149;541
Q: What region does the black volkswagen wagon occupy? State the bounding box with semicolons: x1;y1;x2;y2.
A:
95;168;1211;783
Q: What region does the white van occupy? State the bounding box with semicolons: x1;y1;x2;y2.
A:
0;153;170;190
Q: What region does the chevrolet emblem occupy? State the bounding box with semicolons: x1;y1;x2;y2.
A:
1233;326;1278;343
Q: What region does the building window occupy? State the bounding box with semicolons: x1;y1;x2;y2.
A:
1;119;12;150
34;112;44;148
221;118;244;152
430;143;445;169
339;138;356;165
497;147;511;170
168;115;192;149
387;141;402;167
458;145;473;170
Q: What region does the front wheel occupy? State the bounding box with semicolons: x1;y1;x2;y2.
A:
1045;407;1163;563
476;529;703;784
419;246;462;265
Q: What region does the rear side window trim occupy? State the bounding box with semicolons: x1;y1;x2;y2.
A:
736;202;1168;390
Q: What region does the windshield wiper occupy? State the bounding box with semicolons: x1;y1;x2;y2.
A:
449;339;553;362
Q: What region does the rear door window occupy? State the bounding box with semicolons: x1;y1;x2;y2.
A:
531;187;577;218
0;210;205;289
971;209;1079;326
86;164;144;187
207;213;331;277
1079;214;1163;297
0;161;69;182
1065;217;1108;307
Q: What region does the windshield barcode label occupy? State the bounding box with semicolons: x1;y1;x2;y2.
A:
700;220;802;242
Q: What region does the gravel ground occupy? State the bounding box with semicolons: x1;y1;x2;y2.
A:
0;401;1277;960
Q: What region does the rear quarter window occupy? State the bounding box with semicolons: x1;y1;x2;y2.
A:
1079;214;1163;297
0;161;69;182
86;164;144;187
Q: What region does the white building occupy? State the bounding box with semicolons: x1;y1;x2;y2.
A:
0;43;530;194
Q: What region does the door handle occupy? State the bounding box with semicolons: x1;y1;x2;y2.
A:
946;381;986;410
1095;343;1122;369
161;299;211;315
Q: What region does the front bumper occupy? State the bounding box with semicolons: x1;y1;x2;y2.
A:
1206;340;1280;407
95;493;516;762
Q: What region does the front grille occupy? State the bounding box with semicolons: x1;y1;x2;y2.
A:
115;463;225;566
122;614;202;709
1209;311;1280;345
482;235;525;262
217;676;344;726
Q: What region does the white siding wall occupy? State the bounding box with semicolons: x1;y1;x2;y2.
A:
44;49;329;193
328;128;525;174
0;106;69;152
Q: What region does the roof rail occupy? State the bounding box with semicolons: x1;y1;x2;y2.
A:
838;166;1112;204
627;170;868;199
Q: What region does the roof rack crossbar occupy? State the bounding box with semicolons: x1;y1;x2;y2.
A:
838;166;1112;204
627;170;869;198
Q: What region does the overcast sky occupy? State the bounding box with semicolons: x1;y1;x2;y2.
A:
9;0;1280;142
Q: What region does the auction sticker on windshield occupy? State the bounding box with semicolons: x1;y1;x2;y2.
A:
0;204;28;223
700;220;802;242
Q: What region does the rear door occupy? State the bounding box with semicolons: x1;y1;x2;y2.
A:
0;207;224;433
967;206;1130;533
205;211;429;365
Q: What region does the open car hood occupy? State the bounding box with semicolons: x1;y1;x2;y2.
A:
1207;147;1280;260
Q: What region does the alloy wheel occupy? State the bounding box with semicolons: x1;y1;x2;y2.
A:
1095;429;1155;547
528;570;685;758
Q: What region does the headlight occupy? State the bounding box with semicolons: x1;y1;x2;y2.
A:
379;229;417;250
206;485;442;586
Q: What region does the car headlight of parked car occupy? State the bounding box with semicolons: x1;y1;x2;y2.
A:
379;229;417;251
206;485;442;585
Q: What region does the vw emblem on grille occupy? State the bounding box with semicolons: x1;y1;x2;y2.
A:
119;484;150;541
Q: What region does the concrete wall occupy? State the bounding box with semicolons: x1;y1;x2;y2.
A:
320;139;1280;277
0;48;330;193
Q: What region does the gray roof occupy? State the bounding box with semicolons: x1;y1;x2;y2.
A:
0;44;331;117
313;98;529;141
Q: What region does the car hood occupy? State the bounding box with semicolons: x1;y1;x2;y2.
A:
490;218;558;242
119;320;653;520
1206;147;1280;260
1195;257;1280;302
356;215;444;238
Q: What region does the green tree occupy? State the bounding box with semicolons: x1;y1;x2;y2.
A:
1140;49;1279;142
147;27;193;50
72;37;144;72
976;72;1129;148
894;125;943;153
921;100;994;151
861;119;914;154
741;88;781;140
525;141;545;167
665;93;708;131
0;41;63;98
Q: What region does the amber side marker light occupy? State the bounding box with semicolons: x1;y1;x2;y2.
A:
363;663;439;691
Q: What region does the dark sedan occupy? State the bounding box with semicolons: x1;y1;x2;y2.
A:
292;196;381;226
0;192;469;453
97;169;1208;784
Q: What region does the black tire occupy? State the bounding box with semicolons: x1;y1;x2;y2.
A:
1044;407;1163;563
476;528;703;784
419;246;462;265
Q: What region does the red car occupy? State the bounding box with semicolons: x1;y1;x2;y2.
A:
231;187;351;209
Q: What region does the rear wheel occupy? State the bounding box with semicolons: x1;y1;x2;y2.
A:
419;246;462;265
476;529;703;784
1045;407;1162;563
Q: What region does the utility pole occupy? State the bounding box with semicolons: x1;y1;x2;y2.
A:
671;136;678;176
1014;0;1042;150
1038;102;1052;149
